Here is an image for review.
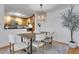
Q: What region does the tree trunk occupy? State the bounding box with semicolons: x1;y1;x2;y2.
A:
70;30;75;43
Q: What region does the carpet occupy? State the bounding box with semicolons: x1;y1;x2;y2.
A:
32;42;69;54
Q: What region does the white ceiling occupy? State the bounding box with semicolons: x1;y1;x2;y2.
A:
28;4;56;11
5;4;71;17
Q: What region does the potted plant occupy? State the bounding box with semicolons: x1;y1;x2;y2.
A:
61;5;79;48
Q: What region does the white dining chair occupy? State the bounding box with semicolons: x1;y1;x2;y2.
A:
8;34;30;54
32;33;46;54
44;32;54;44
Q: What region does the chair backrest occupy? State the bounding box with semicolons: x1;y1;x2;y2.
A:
8;34;15;44
9;34;23;44
46;32;54;38
35;33;46;41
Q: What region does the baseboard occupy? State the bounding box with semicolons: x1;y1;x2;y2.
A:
0;42;10;50
52;40;69;46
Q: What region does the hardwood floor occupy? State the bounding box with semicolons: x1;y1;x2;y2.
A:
68;47;79;54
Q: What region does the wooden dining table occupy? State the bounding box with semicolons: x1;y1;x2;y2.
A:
18;33;36;54
18;31;54;54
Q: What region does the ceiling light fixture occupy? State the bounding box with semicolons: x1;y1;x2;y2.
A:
37;4;47;22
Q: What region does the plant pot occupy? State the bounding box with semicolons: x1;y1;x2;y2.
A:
69;41;77;48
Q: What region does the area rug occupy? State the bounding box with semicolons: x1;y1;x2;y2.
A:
45;42;69;54
32;42;69;54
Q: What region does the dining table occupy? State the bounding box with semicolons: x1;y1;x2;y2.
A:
18;31;54;54
18;32;36;54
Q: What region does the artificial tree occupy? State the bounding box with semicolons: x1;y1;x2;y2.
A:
61;6;79;43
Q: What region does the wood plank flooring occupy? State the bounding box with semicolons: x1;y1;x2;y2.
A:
68;47;79;54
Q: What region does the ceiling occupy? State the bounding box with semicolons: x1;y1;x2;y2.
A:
5;4;71;17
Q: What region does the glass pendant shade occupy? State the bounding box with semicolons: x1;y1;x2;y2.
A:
37;4;47;22
37;11;47;21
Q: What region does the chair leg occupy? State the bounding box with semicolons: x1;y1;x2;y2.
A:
36;48;40;54
11;44;14;54
9;43;13;54
39;44;45;54
27;47;30;54
42;45;45;54
9;43;12;54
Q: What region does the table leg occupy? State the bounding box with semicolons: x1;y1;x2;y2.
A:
21;37;23;42
30;38;32;54
51;36;53;44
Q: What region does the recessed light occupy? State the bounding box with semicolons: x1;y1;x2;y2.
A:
7;12;27;18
